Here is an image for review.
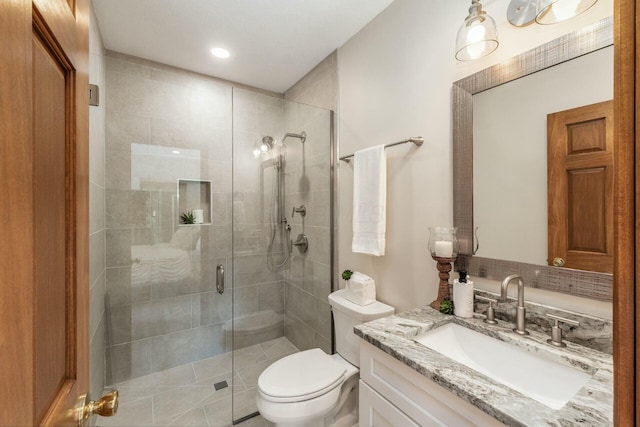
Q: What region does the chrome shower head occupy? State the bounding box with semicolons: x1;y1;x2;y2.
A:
254;136;275;158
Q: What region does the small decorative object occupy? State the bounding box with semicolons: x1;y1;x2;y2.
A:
343;270;377;306
193;209;204;224
180;211;196;225
428;227;459;310
439;298;454;315
453;271;475;318
341;269;354;281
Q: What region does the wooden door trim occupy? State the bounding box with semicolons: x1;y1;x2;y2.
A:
613;0;637;424
32;0;78;61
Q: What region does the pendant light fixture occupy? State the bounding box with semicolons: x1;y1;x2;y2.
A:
535;0;598;24
455;0;499;61
507;0;599;26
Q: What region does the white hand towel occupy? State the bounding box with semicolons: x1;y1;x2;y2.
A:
352;145;386;256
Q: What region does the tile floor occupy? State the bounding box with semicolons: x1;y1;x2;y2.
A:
97;337;299;427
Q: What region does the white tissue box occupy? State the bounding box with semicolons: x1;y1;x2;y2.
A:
345;272;376;305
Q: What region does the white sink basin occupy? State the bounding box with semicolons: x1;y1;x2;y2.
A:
414;323;593;409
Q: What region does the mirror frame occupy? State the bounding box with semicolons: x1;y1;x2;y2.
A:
453;17;613;301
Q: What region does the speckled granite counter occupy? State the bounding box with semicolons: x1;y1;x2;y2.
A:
354;307;613;426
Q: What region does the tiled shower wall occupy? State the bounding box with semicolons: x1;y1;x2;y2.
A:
104;52;236;383
230;88;287;349
282;52;337;353
89;3;107;402
282;103;333;353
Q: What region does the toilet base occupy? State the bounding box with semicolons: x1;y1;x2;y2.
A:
259;374;359;427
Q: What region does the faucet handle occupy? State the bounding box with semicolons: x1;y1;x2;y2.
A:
291;205;307;218
546;313;580;347
476;295;497;325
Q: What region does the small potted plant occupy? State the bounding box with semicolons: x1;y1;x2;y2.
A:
341;269;354;282
180;211;196;225
439;298;454;315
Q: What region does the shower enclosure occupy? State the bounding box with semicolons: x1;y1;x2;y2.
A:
102;53;334;426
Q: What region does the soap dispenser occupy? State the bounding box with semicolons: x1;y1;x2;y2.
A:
453;271;474;318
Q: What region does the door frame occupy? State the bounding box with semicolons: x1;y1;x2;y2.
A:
613;0;637;424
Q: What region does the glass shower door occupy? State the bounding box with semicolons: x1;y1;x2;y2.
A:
102;55;236;426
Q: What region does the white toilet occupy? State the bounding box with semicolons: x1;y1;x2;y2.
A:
256;289;394;427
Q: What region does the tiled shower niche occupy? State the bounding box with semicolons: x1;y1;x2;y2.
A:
178;179;212;225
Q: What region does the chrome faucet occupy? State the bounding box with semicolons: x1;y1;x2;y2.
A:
500;274;529;335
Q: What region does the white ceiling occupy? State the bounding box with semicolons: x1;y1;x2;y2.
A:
92;0;394;93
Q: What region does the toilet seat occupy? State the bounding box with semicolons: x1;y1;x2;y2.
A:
258;349;346;403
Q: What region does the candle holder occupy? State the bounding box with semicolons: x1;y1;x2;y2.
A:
428;227;459;310
430;255;456;310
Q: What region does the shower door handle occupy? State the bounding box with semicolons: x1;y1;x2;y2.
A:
216;265;224;294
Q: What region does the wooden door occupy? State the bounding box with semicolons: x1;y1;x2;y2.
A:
0;0;91;426
547;100;614;273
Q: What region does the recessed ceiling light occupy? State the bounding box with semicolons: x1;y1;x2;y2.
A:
211;47;230;59
171;150;180;154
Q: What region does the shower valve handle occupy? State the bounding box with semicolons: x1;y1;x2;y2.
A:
291;205;307;218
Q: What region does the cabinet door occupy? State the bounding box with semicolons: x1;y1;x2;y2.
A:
360;341;506;427
359;381;422;427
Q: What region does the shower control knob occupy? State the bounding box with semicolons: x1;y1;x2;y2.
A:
291;233;309;253
291;205;307;218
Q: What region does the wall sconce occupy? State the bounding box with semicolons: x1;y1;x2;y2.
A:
455;0;499;61
507;0;598;26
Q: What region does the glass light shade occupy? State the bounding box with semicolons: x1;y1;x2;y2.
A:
455;1;498;61
535;0;598;24
428;227;459;258
253;138;273;159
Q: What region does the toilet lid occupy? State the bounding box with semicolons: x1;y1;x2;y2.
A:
258;349;346;402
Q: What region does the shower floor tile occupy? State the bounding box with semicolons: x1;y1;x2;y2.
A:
97;337;298;427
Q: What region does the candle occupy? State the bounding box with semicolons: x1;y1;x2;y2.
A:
193;209;204;224
435;240;453;258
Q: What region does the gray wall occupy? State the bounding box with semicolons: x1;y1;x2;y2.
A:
231;88;287;350
282;102;333;353
282;51;338;353
284;51;338;111
89;2;107;402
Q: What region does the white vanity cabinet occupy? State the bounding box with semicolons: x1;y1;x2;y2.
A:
358;341;505;427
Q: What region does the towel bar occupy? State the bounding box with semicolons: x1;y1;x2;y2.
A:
339;136;423;163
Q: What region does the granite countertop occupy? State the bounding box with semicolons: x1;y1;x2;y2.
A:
354;307;613;426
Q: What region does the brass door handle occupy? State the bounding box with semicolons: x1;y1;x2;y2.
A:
77;390;118;427
552;257;565;267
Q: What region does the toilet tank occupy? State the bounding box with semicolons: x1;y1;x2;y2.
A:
328;289;394;367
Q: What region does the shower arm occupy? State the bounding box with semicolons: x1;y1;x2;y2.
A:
281;131;306;144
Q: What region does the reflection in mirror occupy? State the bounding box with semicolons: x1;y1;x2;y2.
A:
453;17;613;301
473;46;613;267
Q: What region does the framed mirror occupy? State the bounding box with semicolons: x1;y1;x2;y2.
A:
453;17;613;301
